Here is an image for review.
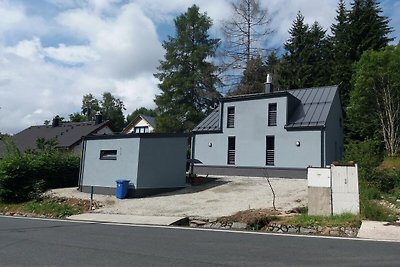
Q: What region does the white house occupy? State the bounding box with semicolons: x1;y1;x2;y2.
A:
122;115;156;134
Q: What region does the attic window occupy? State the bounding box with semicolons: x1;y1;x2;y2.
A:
100;150;117;160
134;126;149;133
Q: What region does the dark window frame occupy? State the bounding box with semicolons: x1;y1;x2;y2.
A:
266;136;275;166
268;103;277;126
227;136;236;165
134;126;149;133
100;149;117;160
227;106;235;128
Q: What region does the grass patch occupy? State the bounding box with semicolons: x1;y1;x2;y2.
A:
285;213;362;228
23;199;79;218
378;156;400;170
360;199;398;222
0;197;90;218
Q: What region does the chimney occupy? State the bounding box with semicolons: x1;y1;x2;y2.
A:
264;73;273;93
52;115;60;127
95;111;103;125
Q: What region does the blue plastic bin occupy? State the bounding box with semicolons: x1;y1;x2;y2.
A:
115;179;130;199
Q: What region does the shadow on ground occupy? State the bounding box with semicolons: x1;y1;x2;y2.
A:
150;177;230;198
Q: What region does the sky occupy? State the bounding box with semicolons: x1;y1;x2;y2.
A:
0;0;399;134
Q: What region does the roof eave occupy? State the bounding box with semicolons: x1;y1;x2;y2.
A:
284;125;326;131
192;129;222;134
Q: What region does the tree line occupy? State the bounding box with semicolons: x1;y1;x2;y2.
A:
51;0;397;159
155;0;399;161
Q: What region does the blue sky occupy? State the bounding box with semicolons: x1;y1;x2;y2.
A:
0;0;399;134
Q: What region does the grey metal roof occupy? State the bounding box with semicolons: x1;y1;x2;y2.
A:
7;120;111;153
192;85;338;133
140;115;156;128
192;106;221;132
286;85;338;129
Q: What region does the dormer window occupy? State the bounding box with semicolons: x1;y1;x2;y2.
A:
268;103;277;126
227;106;235;128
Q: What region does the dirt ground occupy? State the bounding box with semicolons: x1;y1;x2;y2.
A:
47;176;307;218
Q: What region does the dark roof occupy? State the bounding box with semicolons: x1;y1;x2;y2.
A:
10;120;111;152
285;85;338;129
140;115;156;128
192;106;221;132
193;85;338;133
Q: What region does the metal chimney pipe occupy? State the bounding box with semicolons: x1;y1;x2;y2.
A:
264;73;273;93
95;111;103;125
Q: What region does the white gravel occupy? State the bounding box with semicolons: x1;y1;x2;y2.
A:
47;176;307;218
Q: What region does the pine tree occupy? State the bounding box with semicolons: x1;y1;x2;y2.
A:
348;0;393;62
278;12;331;89
154;5;221;133
280;12;310;89
330;0;353;106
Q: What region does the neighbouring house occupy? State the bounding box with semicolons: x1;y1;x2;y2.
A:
191;83;343;179
0;114;113;158
122;114;156;134
79;133;188;197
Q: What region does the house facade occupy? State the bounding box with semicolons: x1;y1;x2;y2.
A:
79;133;188;197
122;115;156;134
192;85;343;179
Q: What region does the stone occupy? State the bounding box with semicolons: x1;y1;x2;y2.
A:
329;230;340;236
280;225;289;232
208;217;217;223
300;227;316;234
232;222;247;229
210;223;222;229
191;220;207;226
287;227;299;234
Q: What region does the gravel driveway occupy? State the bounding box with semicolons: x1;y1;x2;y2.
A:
47;176;307;218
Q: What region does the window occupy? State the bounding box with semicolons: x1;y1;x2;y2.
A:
227;106;235;128
266;136;275;166
100;150;117;160
227;136;236;165
268;103;277;126
134;126;149;133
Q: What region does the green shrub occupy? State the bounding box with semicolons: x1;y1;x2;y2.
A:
364;168;400;193
0;150;79;203
344;139;383;179
359;180;381;200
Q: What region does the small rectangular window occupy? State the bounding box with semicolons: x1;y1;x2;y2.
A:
227;106;235;128
227;136;235;165
268;103;277;126
100;150;117;160
266;136;275;166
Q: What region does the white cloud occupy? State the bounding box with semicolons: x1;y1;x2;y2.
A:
0;1;163;134
44;44;100;64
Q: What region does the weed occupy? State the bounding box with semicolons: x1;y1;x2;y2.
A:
286;213;361;228
360;199;397;222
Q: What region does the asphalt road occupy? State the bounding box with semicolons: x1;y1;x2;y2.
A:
0;216;398;267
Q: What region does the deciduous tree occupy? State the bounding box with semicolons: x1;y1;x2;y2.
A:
220;0;273;88
348;44;400;156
